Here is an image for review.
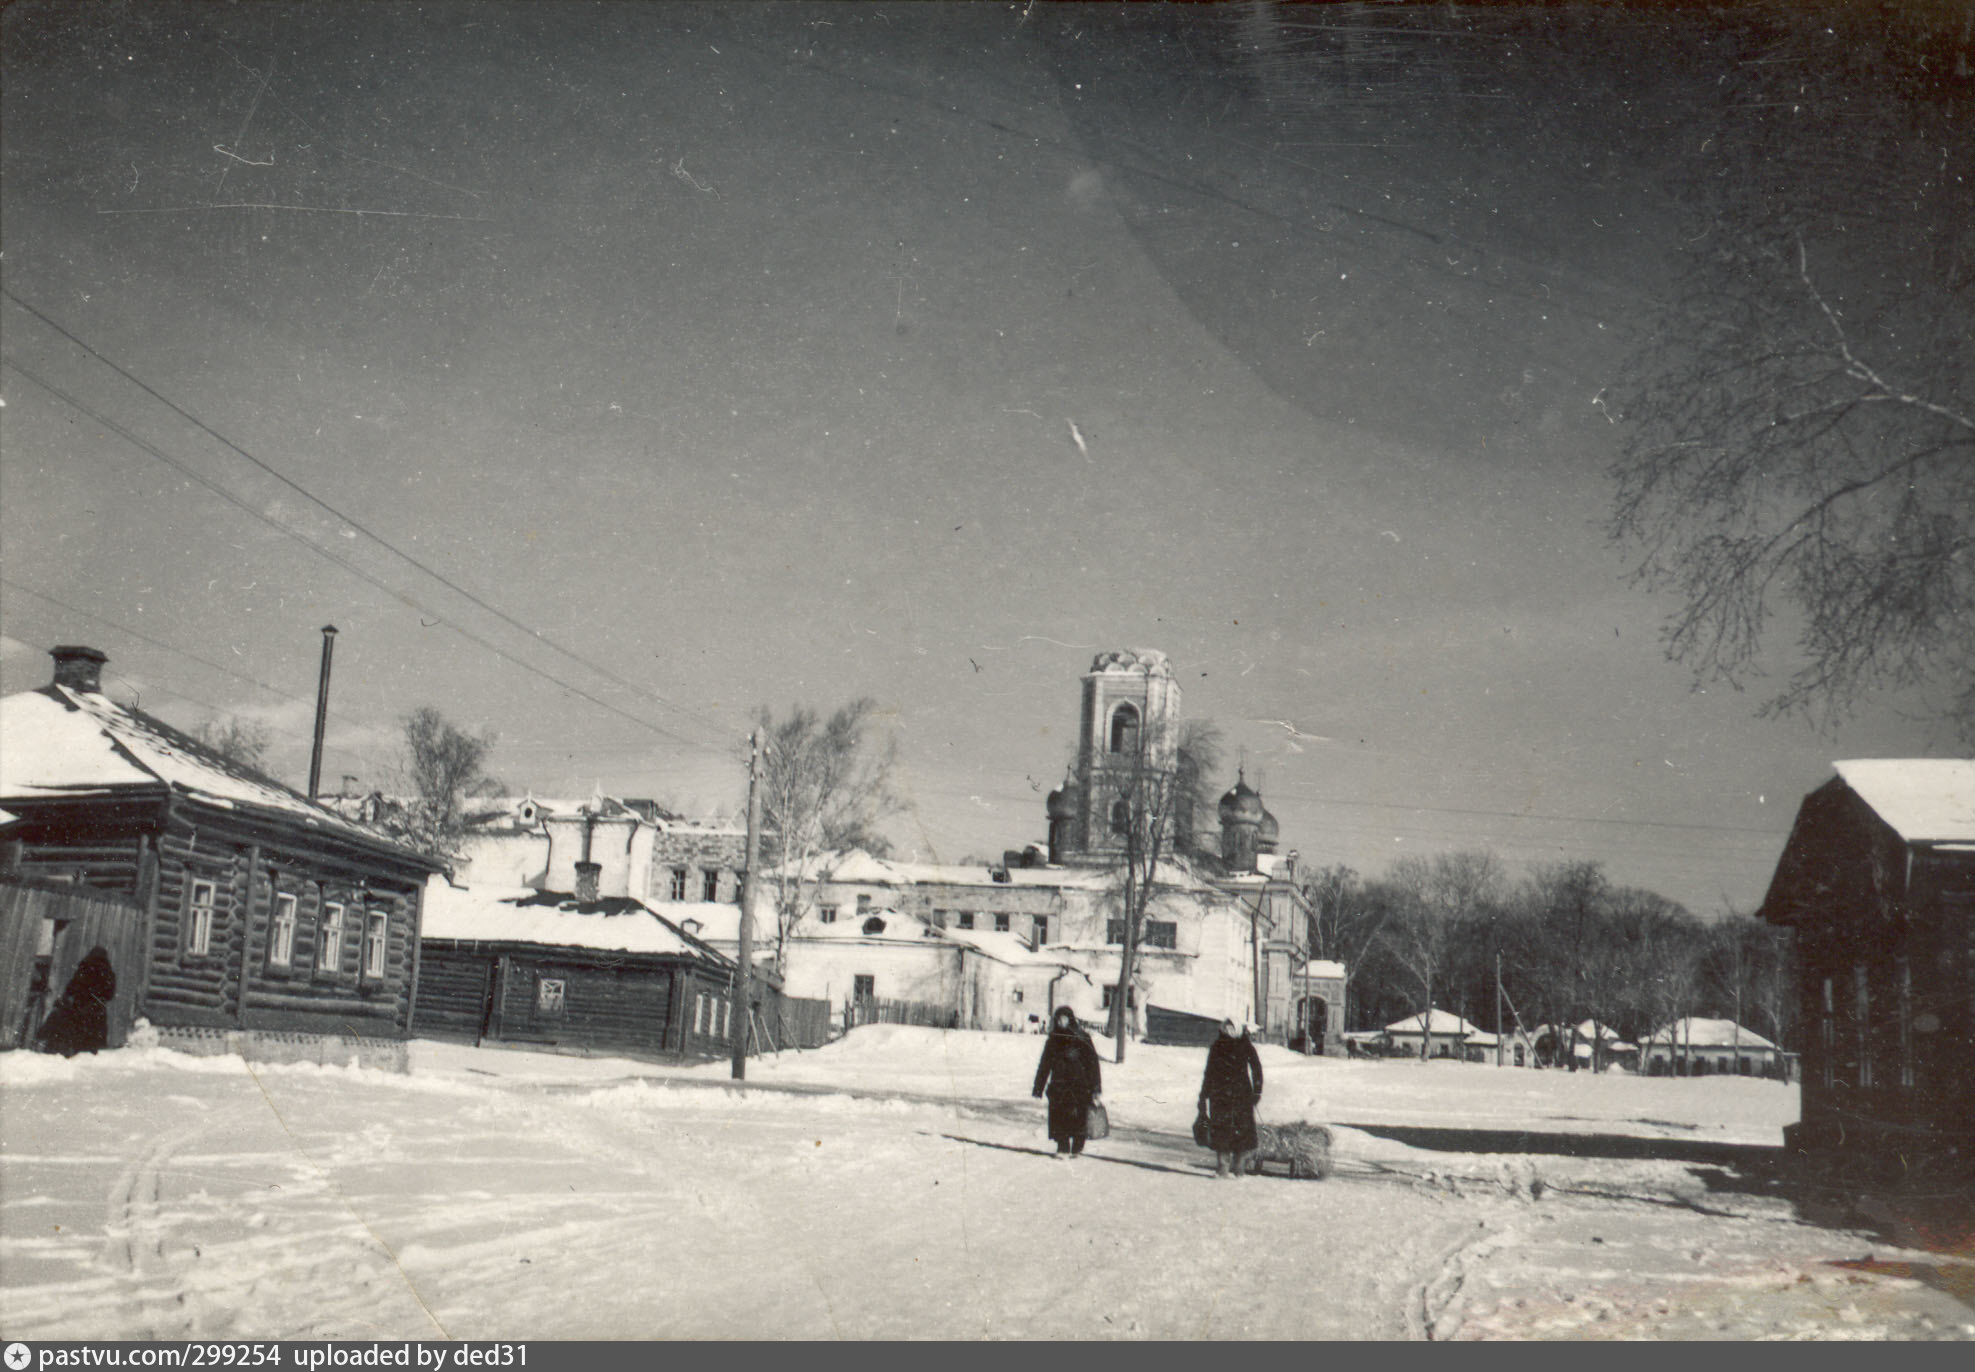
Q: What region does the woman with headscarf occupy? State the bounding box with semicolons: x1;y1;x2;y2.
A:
1031;1004;1103;1158
35;947;117;1058
1198;1017;1263;1177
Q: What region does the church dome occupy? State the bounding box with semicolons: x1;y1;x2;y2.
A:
1258;808;1279;843
1218;774;1264;827
1046;780;1080;820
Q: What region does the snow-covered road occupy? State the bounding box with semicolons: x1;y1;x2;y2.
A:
2;1030;1969;1340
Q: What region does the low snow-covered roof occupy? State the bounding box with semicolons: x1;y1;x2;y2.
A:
0;687;431;861
1385;1009;1478;1036
1642;1017;1779;1051
421;882;728;961
1833;759;1975;844
1298;960;1346;981
936;925;1075;968
796;906;940;941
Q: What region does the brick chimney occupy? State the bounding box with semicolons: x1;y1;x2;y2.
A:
50;645;107;695
574;861;602;904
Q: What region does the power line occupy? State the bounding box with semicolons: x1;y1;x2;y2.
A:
2;576;375;736
2;289;742;751
0;355;727;756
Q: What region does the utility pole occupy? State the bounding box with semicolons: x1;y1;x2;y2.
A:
1496;950;1505;1068
732;730;762;1081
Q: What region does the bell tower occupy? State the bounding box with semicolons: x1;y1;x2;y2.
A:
1056;648;1181;863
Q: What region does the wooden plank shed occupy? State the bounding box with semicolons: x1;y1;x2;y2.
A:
0;647;443;1056
416;880;745;1061
1759;759;1974;1179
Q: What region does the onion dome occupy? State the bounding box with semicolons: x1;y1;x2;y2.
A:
1258;808;1280;844
1218;770;1264;827
1046;779;1080;821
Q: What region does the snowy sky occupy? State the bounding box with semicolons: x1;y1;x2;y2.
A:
0;2;1956;915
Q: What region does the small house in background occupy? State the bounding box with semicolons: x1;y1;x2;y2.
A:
1381;1008;1479;1059
415;882;749;1060
1641;1017;1785;1078
1759;759;1975;1179
0;647;442;1067
1532;1020;1635;1072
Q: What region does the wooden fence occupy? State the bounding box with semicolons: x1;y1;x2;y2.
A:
846;995;960;1031
758;990;834;1050
1;879;147;1051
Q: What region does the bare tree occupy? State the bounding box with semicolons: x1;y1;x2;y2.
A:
1379;851;1502;1060
1103;716;1184;1064
1610;11;1974;742
193;715;273;772
753;698;900;977
1169;719;1224;860
1301;862;1388;1027
387;706;497;861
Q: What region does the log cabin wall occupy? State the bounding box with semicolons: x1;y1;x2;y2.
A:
4;797;430;1041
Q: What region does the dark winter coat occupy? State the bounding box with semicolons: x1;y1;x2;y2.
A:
1033;1024;1103;1142
35;948;116;1058
1199;1030;1263;1153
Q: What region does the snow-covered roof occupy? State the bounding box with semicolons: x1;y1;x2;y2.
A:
661;902;762;944
0;687;430;860
1298;960;1346;981
1833;759;1975;844
936;925;1074;968
1385;1009;1478;1036
420;882;727;961
1642;1017;1779;1051
795;906;940;941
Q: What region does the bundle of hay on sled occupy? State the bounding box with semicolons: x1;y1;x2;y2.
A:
1246;1122;1334;1179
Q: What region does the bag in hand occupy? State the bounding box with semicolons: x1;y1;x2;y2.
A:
1192;1104;1212;1147
1085;1102;1110;1141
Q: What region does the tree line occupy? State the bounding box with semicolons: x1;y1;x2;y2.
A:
1302;854;1791;1059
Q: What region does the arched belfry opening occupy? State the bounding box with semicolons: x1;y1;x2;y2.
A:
1108;702;1140;755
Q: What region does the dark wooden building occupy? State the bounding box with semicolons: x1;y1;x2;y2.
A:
0;647;442;1059
417;881;745;1060
1759;759;1974;1179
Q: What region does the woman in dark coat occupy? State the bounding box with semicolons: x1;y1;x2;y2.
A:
1198;1017;1263;1177
35;947;117;1058
1032;1005;1103;1158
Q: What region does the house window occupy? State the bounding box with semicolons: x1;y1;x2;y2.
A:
702;868;721;902
318;903;345;974
1854;963;1873;1089
957;912;975;930
1100;985;1137;1010
669;868;689;901
1897;957;1915;1088
187;879;218;956
537;978;566;1014
363;908;389;981
856;893;873;912
1820;976;1836;1088
1145;920;1178;950
853;974;876;1003
694;993;708;1035
1033;915;1049;944
818;905;838;925
1110;799;1130;836
994;913;1010;933
1106;919;1125;945
269;892;298;969
720;997;732;1040
1109;703;1140;755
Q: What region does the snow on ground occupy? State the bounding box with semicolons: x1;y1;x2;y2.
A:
1;1029;1969;1340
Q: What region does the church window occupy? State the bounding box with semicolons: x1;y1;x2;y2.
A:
994;913;1010;933
1145;920;1177;949
1110;799;1130;836
957;912;975;930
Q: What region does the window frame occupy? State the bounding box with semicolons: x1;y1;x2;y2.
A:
186;878;219;957
993;912;1011;933
536;977;566;1015
669;867;689;901
316;901;346;977
361;906;389;983
701;868;721;902
268;890;299;970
